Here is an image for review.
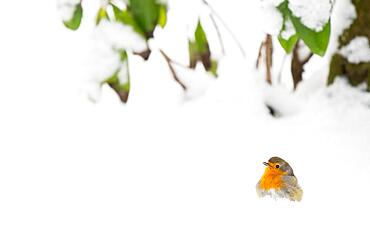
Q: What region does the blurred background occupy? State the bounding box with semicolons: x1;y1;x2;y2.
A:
0;0;370;246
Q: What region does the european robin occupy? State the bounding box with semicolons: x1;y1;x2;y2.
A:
256;157;303;201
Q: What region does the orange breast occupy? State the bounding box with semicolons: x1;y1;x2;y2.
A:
259;168;286;190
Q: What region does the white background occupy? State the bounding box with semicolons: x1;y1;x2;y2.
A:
1;1;370;246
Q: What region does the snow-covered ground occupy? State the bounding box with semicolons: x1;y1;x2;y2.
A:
0;1;370;246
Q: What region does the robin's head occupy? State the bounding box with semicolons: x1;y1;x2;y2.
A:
263;156;294;176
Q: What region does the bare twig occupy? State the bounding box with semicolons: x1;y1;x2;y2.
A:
164;56;190;69
265;34;273;84
256;42;264;68
201;0;246;57
159;49;187;91
256;34;273;84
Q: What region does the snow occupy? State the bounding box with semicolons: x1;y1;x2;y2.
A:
289;0;332;32
117;61;129;85
100;0;109;6
259;3;283;36
84;20;147;99
297;40;311;60
260;0;285;6
281;18;295;39
57;0;81;21
93;20;147;53
327;0;357;56
340;36;370;64
1;1;370;247
332;0;357;35
157;0;168;4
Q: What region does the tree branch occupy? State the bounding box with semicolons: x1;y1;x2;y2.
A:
159;49;187;91
256;42;264;68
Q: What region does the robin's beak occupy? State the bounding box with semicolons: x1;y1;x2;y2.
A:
263;162;271;167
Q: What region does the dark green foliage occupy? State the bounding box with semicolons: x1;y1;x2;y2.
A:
111;3;146;37
129;0;166;38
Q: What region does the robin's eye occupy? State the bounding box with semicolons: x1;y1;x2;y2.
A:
275;165;280;168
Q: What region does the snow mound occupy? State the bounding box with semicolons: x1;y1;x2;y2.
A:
340;36;370;64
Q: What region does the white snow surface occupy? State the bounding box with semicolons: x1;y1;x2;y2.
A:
340;36;370;64
1;1;370;247
289;0;332;32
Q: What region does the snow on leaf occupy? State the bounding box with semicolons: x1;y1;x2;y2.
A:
260;4;284;36
288;0;332;32
58;0;83;30
290;15;331;56
57;0;80;21
94;20;147;53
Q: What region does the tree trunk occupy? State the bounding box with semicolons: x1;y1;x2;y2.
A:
328;0;370;91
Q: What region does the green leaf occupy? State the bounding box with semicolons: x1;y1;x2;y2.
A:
63;3;83;30
277;1;298;54
210;59;218;77
290;15;331;56
111;3;146;37
194;20;208;53
157;5;167;28
129;0;159;35
276;0;331;56
96;7;109;25
278;34;299;53
104;51;130;103
107;80;130;103
188;40;198;68
188;20;217;74
119;50;128;62
277;1;289;17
